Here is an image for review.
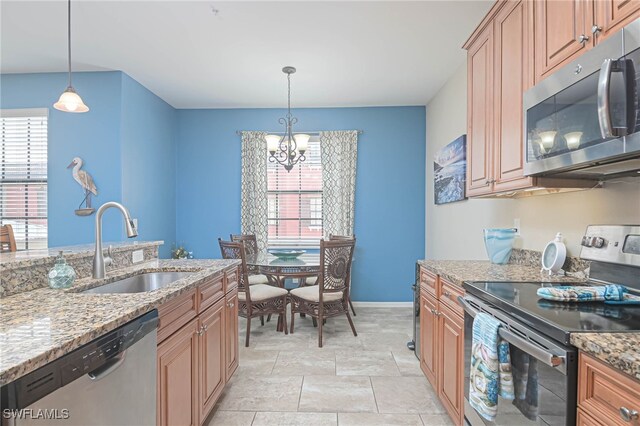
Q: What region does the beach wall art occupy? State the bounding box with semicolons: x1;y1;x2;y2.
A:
434;135;467;205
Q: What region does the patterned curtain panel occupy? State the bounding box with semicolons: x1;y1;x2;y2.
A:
320;130;359;237
240;131;268;251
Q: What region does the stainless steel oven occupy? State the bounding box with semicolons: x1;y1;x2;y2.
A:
523;18;640;179
459;296;578;426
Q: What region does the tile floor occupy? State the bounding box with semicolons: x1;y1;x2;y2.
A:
206;307;453;426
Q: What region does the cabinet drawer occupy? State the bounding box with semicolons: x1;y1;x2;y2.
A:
199;274;225;313
577;408;604;426
158;288;198;344
225;267;239;294
420;267;439;297
578;353;640;426
440;277;465;317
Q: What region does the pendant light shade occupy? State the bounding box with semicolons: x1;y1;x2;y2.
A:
54;0;89;113
54;87;89;113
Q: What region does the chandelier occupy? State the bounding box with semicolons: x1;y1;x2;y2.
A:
265;66;310;172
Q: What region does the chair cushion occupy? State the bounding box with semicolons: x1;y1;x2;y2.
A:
290;285;343;302
239;284;288;302
304;276;318;286
248;274;270;285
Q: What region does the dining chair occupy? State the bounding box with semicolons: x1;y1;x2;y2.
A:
0;224;17;252
219;239;288;347
304;234;357;316
230;234;270;285
289;238;357;347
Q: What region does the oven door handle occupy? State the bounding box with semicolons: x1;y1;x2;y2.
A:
458;297;566;370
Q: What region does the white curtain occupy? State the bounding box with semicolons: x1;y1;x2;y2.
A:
240;131;268;250
320;130;359;237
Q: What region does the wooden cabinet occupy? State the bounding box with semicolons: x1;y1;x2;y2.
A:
493;0;535;192
534;0;593;80
419;266;465;426
198;299;226;421
225;290;239;381
157;318;199;426
420;290;438;387
466;22;494;197
578;352;640;426
595;0;640;42
438;303;464;426
157;266;239;426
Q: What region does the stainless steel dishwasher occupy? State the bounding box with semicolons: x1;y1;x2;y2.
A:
1;310;158;426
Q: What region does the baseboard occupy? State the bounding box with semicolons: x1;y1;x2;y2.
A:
351;301;413;307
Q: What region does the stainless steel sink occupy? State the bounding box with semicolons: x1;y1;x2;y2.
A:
81;271;193;294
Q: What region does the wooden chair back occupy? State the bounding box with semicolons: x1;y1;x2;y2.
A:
318;238;356;301
230;234;259;257
0;224;17;252
218;239;251;299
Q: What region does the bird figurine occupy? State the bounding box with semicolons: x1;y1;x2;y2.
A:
67;157;98;216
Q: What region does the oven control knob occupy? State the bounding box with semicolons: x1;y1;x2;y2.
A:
594;237;606;248
581;236;591;247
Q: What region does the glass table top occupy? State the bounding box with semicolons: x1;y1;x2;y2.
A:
246;252;320;268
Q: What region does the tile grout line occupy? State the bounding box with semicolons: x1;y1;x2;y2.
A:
249;411;257;426
296;375;305;412
369;375;381;414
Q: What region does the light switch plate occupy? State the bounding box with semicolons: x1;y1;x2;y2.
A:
132;249;144;263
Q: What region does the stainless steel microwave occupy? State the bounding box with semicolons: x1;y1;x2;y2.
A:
523;18;640;179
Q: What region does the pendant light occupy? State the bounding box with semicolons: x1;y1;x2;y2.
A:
54;0;89;113
266;66;309;172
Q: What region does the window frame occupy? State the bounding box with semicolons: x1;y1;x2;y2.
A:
0;108;49;251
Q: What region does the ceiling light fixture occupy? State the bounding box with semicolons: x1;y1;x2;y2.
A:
54;0;89;113
266;66;309;172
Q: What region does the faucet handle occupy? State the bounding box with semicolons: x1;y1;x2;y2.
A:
105;245;114;267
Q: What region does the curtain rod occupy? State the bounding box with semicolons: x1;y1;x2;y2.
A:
235;130;363;136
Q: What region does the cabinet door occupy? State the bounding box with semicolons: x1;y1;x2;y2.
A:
438;304;464;426
493;0;535;192
157;318;199;426
595;0;640;43
420;292;438;388
467;23;494;196
225;290;239;381
535;0;593;80
198;299;226;421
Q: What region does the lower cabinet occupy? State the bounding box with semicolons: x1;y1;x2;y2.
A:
438;303;464;426
157;318;199;426
157;267;240;426
198;299;226;421
419;268;465;426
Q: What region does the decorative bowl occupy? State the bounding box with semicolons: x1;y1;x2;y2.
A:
268;249;306;260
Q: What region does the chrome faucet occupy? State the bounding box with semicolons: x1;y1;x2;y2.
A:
93;201;138;279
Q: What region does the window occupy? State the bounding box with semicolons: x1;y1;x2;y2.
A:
267;137;322;247
0;109;48;250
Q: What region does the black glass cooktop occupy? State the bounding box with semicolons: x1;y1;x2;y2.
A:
463;281;640;345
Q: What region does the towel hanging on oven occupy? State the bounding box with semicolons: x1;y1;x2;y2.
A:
469;312;514;422
536;284;640;304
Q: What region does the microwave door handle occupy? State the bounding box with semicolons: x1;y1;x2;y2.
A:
598;58;614;139
622;59;637;136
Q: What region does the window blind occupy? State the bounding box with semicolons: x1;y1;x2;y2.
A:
0;110;48;250
267;138;322;247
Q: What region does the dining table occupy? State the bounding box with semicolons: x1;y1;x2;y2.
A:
246;251;321;289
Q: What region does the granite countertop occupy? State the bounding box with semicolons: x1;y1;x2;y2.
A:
0;240;163;266
571;333;640;381
417;259;585;287
0;258;240;386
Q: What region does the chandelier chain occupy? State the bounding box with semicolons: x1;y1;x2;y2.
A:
67;0;72;88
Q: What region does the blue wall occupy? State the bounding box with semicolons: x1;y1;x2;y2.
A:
0;72;177;254
120;74;177;258
176;107;426;302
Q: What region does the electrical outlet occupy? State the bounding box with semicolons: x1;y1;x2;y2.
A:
514;218;521;236
132;249;144;264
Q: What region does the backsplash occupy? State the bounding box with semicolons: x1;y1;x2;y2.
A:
0;242;161;297
509;248;590;274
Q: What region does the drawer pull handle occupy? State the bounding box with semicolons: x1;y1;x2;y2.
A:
620;407;639;422
443;291;451;298
228;302;235;308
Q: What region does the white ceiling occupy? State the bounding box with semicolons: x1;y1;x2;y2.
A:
1;1;493;109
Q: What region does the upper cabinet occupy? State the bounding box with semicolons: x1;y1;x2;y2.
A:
534;0;593;80
463;0;639;198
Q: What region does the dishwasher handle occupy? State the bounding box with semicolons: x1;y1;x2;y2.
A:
88;350;127;381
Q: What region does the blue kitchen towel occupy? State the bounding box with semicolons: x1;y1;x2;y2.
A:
536;284;627;302
469;313;514;422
